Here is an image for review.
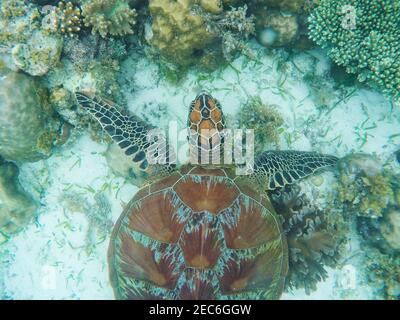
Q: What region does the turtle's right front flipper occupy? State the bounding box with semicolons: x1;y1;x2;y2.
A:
75;92;174;174
248;150;338;191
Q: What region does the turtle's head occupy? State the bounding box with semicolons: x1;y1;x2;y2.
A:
187;91;226;160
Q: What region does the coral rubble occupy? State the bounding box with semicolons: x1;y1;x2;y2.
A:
308;0;400;101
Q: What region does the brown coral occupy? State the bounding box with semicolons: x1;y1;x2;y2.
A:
269;184;345;293
82;0;137;38
56;1;82;37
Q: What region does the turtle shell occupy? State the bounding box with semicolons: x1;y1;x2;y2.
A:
108;166;288;299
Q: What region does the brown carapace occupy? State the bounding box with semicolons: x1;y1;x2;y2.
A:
108;166;288;299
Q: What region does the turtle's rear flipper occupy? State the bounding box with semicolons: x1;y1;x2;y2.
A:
75;92;175;175
249;150;338;191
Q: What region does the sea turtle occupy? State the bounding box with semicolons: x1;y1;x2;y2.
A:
75;91;338;300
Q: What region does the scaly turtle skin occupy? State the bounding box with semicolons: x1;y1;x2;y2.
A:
76;91;338;299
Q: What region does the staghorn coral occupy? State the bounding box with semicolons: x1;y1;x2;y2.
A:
0;71;60;162
0;157;38;237
337;154;396;219
82;0;137;38
236;96;284;154
308;0;400;101
269;184;346;294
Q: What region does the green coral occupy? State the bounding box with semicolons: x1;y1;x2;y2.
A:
237;96;284;153
308;0;400;101
82;0;137;38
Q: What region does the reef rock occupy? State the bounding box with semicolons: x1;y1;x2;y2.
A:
0;158;38;237
380;209;400;252
146;0;218;68
11;30;63;76
0;71;59;162
255;10;299;47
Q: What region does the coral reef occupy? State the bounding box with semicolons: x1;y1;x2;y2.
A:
308;0;400;101
254;9;299;47
336;154;396;218
196;4;256;61
55;1;82;37
269;184;346;294
0;0;63;76
0;71;60;162
253;0;306;13
146;1;256;69
146;0;218;68
236;96;284;153
11;29;63;76
362;248;400;299
0;157;38;237
82;0;137;38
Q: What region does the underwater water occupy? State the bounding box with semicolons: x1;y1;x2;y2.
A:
0;0;399;300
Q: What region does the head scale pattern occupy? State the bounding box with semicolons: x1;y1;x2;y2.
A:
187;91;226;163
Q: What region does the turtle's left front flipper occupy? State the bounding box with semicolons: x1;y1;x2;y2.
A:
249;150;338;191
75;91;175;176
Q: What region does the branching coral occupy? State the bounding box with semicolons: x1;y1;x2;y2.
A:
82;0;137;38
236;96;283;153
308;0;400;101
55;1;82;37
269;184;346;294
